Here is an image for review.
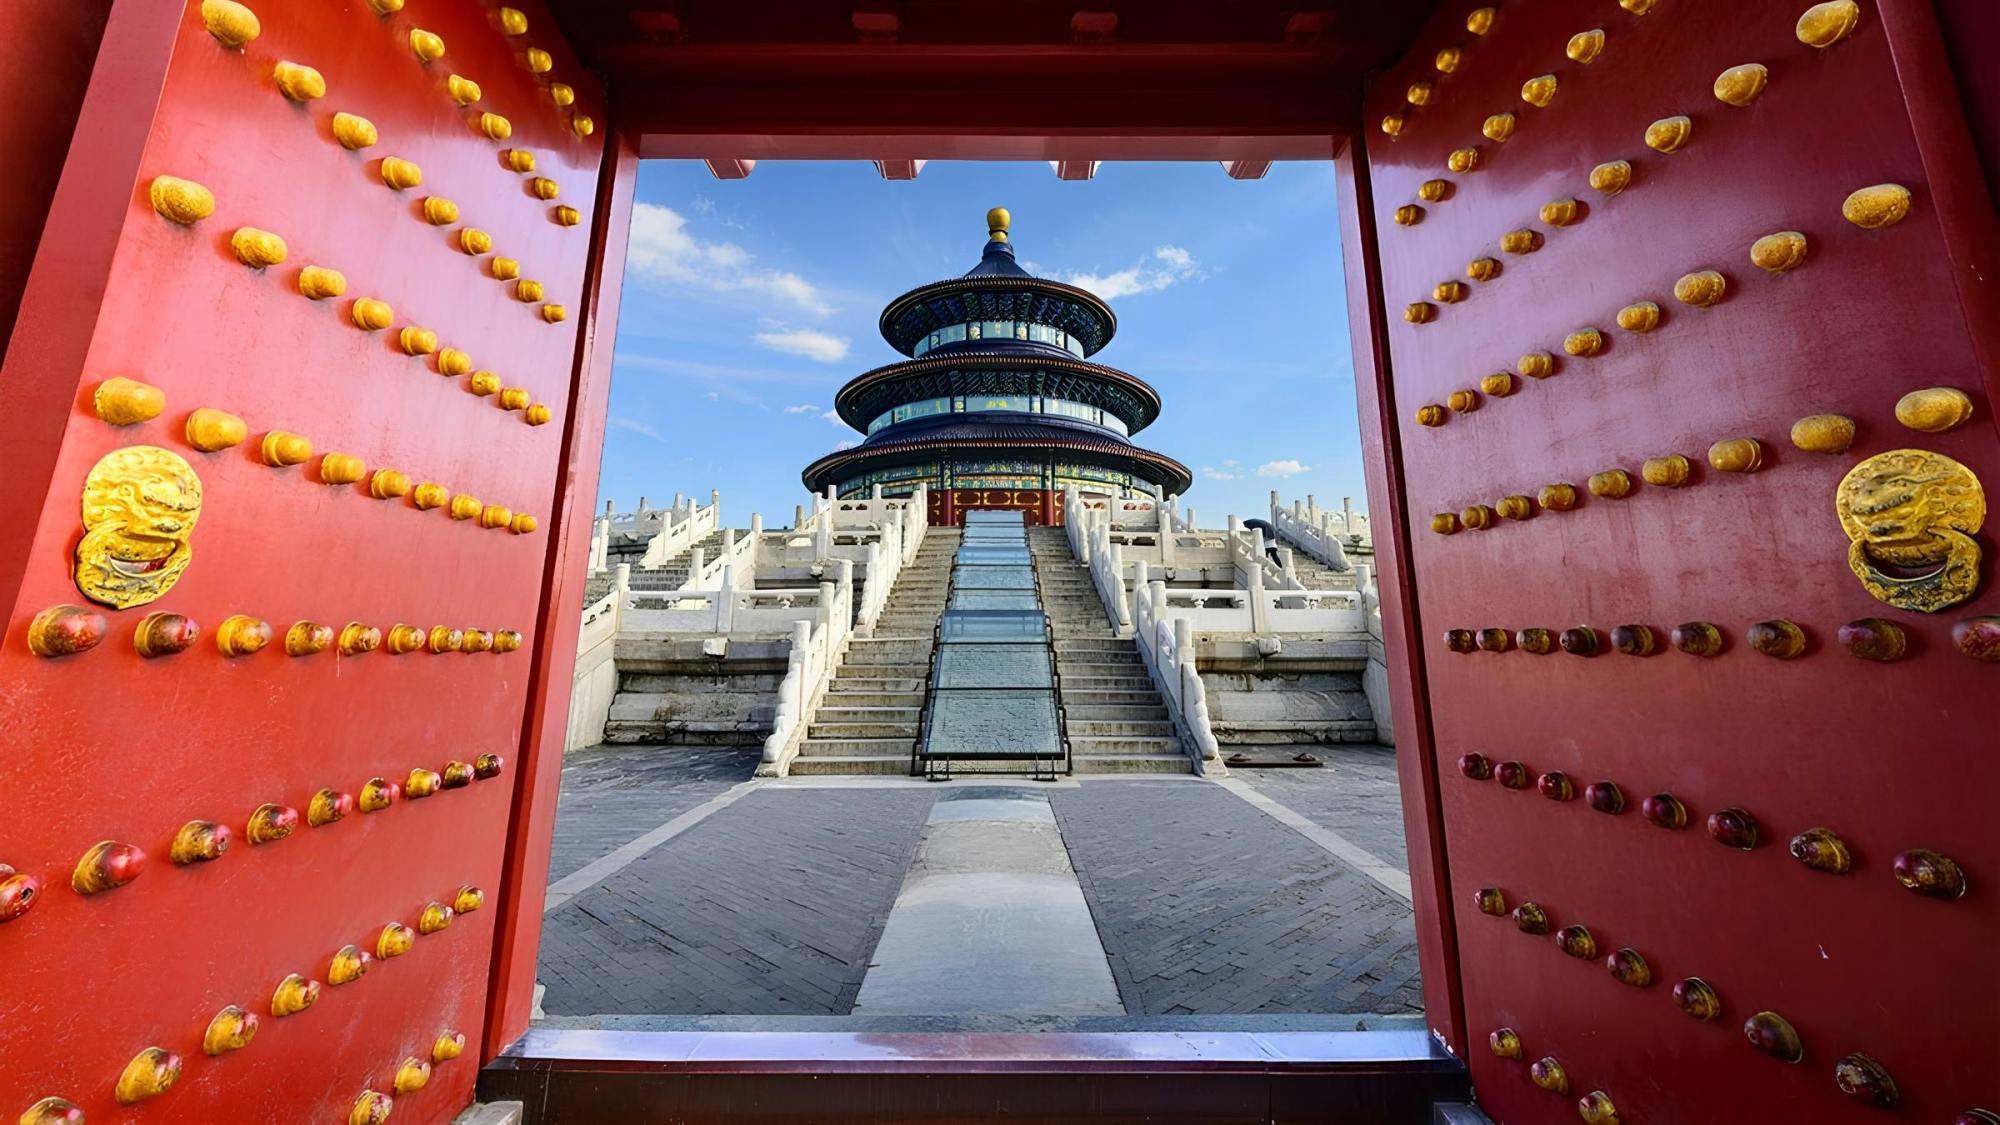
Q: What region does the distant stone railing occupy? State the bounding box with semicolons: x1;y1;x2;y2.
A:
622;493;722;572
1267;490;1368;572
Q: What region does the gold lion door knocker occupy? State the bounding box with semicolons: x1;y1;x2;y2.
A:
74;446;204;609
1836;449;1984;613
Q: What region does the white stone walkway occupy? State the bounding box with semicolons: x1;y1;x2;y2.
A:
852;787;1124;1016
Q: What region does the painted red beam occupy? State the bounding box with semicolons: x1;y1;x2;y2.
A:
1221;159;1273;179
627;84;1356;161
702;157;757;178
873;158;925;179
1051;159;1100;180
592;41;1375;85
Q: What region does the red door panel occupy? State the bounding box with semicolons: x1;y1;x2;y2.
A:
0;2;603;1121
1363;1;1997;1121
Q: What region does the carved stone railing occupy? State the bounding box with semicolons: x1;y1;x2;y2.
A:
1131;577;1224;774
852;486;927;634
622;575;836;634
757;560;856;777
1064;486;1216;773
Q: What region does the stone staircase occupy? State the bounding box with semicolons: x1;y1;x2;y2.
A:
1027;527;1191;774
1284;549;1356;592
628;529;734;592
789;529;961;775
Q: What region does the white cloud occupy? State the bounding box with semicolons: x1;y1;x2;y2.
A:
626;203;834;317
609;416;663;442
784;404;820;414
1256;459;1312;478
705;392;719;401
1200;467;1239;481
822;409;847;427
1060;244;1203;301
1223;459;1241;468
754;327;851;363
834;439;858;451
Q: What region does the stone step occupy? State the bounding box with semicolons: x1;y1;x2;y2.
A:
1062;682;1156;698
848;638;932;654
1053;638;1131;651
815;706;920;722
1062;689;1165;705
796;736;916;756
817;691;925;708
830;676;927;693
1069;753;1192;775
788;754;911;776
1068;735;1184;755
809;720;919;739
844;651;935;667
1065;705;1170;722
1056;654;1142;668
1212;718;1380;744
1067;719;1175;737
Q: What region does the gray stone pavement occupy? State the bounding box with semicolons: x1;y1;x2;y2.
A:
543;742;760;882
533;753;1420;1020
537;787;933;1015
1236;744;1412;870
1050;778;1422;1017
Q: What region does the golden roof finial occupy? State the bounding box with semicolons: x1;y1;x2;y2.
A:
986;207;1011;243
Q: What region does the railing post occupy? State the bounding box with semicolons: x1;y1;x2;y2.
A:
613;563;631;630
794;503;806;530
1185;507;1196;533
1278;546;1297;584
790;618;811;729
689;547;706;581
1247;560;1271;634
715;566;735;631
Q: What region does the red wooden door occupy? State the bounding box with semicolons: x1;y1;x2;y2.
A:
0;2;607;1121
1359;1;1998;1121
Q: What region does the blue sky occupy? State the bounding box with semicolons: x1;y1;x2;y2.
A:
598;159;1369;527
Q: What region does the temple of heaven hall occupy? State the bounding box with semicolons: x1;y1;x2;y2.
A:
801;208;1193;526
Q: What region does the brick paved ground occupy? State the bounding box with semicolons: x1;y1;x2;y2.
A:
1237;744;1412;869
543;742;760;883
537;788;934;1016
1051;779;1422;1016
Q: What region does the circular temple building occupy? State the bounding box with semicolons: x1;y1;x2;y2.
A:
801;208;1192;526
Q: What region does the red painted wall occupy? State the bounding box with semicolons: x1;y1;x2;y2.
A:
0;2;111;354
0;2;609;1121
1357;0;1999;1121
